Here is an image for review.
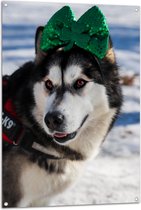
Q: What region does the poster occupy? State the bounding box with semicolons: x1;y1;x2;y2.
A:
2;1;140;208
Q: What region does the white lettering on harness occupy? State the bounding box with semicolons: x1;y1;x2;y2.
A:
2;112;14;129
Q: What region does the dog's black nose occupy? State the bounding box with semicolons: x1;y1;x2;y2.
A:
44;111;65;130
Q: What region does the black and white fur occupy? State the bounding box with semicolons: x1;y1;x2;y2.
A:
3;26;122;207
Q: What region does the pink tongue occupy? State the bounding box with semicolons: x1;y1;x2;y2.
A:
54;133;67;138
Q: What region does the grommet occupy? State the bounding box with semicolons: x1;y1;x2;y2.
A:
4;202;8;207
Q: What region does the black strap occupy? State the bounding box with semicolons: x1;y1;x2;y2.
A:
94;56;105;83
19;129;63;160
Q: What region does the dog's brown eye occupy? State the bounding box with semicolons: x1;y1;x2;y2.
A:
74;79;87;89
45;80;54;91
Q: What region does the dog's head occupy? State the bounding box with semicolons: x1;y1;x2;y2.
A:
30;27;121;145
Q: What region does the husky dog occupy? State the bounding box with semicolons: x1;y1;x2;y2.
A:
2;25;122;207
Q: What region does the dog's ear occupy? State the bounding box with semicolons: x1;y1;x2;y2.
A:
35;26;47;64
104;36;116;63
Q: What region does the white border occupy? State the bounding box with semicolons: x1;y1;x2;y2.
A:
0;0;140;210
0;0;141;6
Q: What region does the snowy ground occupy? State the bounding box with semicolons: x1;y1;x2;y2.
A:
2;2;140;206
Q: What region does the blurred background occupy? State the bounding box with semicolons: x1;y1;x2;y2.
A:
2;2;140;206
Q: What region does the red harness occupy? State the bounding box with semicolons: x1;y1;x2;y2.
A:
2;78;24;145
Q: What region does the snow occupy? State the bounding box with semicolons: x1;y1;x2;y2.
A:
2;2;140;206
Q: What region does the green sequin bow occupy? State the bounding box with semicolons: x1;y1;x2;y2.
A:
40;6;109;59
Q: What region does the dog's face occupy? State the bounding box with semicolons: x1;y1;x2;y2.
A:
32;47;111;145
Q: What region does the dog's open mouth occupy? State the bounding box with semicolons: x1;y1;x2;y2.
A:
52;115;88;144
53;131;77;144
